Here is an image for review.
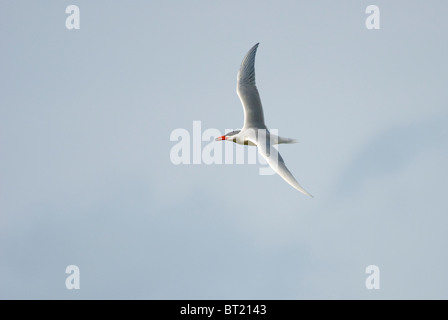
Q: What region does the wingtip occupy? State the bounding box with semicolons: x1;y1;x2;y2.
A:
293;185;314;198
301;190;313;198
298;187;313;198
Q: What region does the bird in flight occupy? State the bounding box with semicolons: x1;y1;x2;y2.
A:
215;43;313;197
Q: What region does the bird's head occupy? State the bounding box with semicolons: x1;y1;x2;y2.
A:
215;130;241;142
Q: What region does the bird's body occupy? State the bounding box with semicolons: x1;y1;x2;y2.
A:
216;43;313;197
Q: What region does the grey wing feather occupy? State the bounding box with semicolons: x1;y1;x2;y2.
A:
247;132;313;197
237;43;267;130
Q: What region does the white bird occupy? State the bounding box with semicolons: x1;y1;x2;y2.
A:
216;43;313;197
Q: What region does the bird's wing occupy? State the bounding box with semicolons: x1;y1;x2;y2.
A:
237;43;267;130
246;131;313;197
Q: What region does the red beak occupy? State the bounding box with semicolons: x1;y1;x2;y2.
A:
215;136;226;141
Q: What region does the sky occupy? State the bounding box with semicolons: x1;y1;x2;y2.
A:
1;1;448;299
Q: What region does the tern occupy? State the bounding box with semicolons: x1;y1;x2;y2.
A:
215;43;313;197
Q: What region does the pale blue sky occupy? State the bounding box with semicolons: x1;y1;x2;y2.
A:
1;1;448;299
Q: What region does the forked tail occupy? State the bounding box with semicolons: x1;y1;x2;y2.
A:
276;136;299;144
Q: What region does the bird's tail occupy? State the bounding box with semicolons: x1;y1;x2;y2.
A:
276;136;299;144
